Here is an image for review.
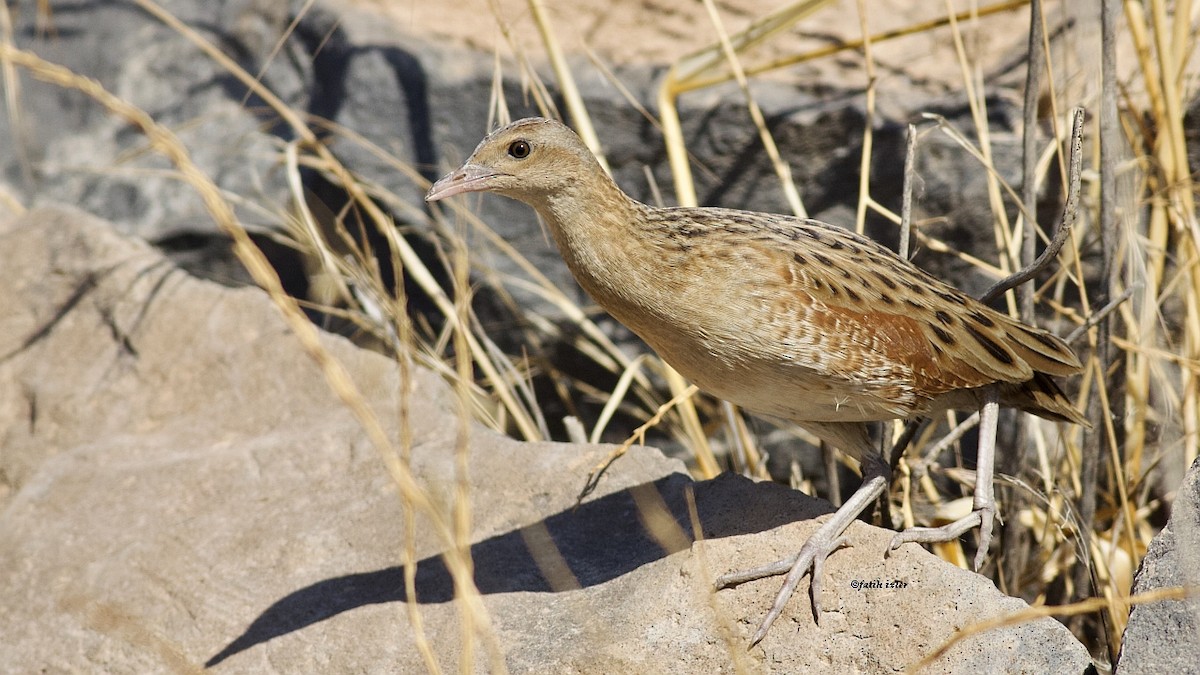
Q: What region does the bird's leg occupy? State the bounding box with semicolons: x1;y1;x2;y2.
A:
888;385;1000;570
715;453;891;645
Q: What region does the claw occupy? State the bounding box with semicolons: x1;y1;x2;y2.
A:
753;530;848;643
809;535;848;625
718;465;890;646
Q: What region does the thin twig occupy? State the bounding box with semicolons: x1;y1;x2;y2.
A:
722;400;751;477
700;0;807;217
909;586;1200;672
888;418;927;474
979;107;1085;305
899;123;918;260
1067;288;1136;345
577;384;700;504
526;0;609;174
853;0;876;234
911;412;982;477
1019;0;1047;323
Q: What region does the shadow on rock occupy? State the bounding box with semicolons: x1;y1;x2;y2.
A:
206;472;829;666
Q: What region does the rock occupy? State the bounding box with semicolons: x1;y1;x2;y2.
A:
2;0;1036;309
0;206;1093;672
1115;455;1200;673
3;0;295;242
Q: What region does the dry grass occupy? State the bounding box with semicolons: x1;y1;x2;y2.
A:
3;0;1197;671
538;1;1197;667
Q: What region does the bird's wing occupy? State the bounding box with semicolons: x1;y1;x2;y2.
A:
685;211;1080;396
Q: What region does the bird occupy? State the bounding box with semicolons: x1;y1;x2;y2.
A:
425;116;1085;645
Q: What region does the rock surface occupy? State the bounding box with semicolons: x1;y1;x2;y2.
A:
0;207;1094;672
1;0;1044;306
1115;455;1200;674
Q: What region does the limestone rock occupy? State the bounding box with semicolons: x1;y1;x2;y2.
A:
0;206;1094;672
1116;455;1200;673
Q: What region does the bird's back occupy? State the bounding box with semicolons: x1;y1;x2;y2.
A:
596;206;1084;426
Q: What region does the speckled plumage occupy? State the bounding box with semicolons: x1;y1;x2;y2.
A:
427;117;1082;460
426;116;1085;643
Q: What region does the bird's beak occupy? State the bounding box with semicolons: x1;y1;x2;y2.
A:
425;163;503;202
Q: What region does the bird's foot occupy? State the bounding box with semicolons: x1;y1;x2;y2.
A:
715;520;850;646
888;503;996;571
715;459;889;646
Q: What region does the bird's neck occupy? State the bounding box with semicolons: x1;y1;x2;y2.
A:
531;172;663;320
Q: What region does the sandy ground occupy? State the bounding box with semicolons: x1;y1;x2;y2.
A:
367;0;1073;95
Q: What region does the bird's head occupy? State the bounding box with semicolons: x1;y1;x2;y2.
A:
425;117;602;205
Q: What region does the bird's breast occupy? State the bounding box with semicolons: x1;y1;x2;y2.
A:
606;295;926;423
545;207;931;422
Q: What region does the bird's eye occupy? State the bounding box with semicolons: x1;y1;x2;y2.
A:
508;140;531;159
